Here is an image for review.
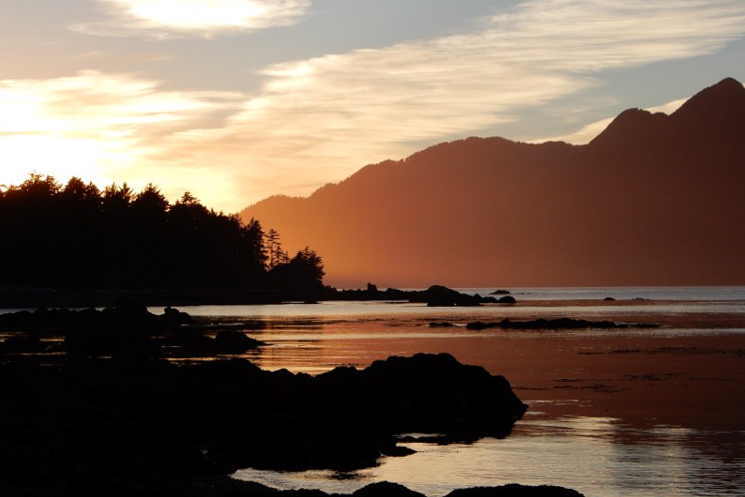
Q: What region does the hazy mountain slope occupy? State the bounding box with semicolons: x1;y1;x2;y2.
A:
241;78;745;288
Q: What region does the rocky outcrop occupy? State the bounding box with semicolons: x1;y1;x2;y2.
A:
0;351;528;494
225;481;585;497
0;305;265;358
331;285;504;306
466;317;656;331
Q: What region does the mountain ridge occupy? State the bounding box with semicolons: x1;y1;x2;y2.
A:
241;78;745;288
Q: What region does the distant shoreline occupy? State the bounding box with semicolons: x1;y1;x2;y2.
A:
0;284;503;309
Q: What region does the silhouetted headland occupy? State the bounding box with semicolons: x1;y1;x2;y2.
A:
242;77;745;288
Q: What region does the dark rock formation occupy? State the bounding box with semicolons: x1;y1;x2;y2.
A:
465;317;654;331
0;335;46;353
213;330;264;353
331;284;499;305
222;481;585;497
0;305;266;359
353;481;427;497
420;285;498;307
0;302;192;329
445;485;585;497
0;351;527;494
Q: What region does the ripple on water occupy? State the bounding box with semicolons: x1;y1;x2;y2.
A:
233;415;745;497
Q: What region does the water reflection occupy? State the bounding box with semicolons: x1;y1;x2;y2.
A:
233;415;745;497
183;295;744;496
158;299;745;321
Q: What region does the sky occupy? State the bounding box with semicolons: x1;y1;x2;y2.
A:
1;0;744;213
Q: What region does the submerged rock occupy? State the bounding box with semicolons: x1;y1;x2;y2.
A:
465;317;652;331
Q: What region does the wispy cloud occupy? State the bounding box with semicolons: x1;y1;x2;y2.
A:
5;1;745;212
176;0;745;207
73;0;310;38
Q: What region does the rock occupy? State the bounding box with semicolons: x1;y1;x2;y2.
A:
466;318;636;331
445;484;586;496
213;330;264;354
217;353;527;472
353;481;427;497
429;322;455;328
497;296;517;304
162;306;193;325
419;285;497;307
466;321;492;331
0;335;46;353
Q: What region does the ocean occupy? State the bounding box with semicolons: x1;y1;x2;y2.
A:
2;286;743;495
161;286;745;496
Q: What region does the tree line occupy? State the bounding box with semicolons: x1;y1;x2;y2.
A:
0;174;324;292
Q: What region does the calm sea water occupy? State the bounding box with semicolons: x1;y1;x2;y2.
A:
163;287;745;497
158;286;745;320
235;416;745;497
3;287;744;495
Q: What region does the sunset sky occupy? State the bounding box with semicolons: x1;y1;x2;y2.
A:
2;0;744;213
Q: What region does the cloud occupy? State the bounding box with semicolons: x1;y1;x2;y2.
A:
167;0;744;207
73;0;310;38
7;1;745;213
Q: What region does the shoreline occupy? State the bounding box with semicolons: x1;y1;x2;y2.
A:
1;298;743;496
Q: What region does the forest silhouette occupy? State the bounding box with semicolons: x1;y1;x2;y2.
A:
0;174;324;297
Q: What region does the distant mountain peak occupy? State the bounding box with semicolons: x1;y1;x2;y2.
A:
241;78;745;287
589;77;744;148
671;77;745;120
588;107;667;148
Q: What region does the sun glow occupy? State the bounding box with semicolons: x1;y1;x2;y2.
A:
0;135;114;188
120;0;266;29
0;70;244;201
78;0;311;35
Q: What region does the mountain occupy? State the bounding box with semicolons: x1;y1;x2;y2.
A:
241;78;745;288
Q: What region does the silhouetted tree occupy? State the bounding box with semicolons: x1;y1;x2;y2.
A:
269;246;325;293
264;229;282;269
0;173;325;293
